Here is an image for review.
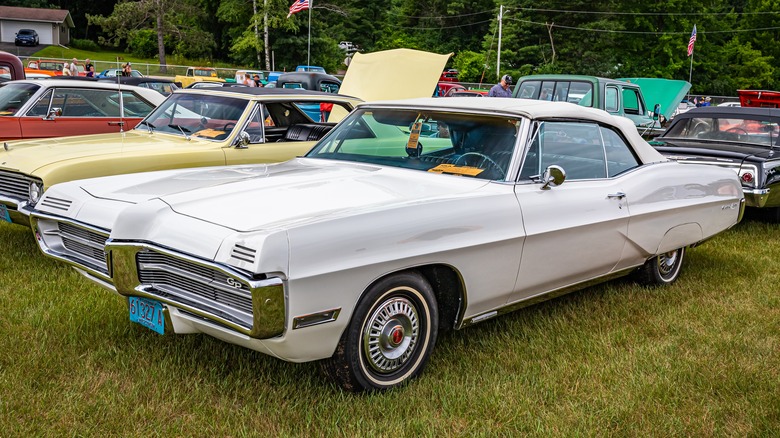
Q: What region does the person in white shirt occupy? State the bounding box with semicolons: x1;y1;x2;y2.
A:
69;58;79;76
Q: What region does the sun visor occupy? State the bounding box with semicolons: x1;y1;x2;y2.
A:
339;49;452;102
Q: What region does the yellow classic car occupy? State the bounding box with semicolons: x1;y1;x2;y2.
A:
0;88;362;225
0;48;451;226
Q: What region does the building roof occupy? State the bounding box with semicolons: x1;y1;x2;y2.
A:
0;6;74;27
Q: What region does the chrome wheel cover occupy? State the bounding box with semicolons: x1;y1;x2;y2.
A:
362;296;420;373
658;250;679;277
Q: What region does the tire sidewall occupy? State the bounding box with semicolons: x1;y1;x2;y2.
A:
347;272;438;391
654;247;685;284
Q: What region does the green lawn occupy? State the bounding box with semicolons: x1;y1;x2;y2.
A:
0;216;777;435
28;46;239;78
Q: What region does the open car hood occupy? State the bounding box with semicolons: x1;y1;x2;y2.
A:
339;49;451;103
619;78;691;121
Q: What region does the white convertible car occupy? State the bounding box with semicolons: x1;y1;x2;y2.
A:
31;98;744;391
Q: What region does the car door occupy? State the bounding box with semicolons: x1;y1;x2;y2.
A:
510;120;641;302
20;88;156;138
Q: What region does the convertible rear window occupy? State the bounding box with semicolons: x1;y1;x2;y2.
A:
306;108;520;181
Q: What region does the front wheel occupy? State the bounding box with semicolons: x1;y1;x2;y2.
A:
635;247;686;286
321;271;438;392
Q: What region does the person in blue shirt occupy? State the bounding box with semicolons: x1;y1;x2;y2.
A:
488;75;513;97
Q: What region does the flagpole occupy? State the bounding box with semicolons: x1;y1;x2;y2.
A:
307;0;312;67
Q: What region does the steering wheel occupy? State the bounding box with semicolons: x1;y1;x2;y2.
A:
222;122;236;131
726;127;748;135
453;152;505;178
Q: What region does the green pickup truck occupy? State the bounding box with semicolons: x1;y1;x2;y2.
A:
512;74;690;137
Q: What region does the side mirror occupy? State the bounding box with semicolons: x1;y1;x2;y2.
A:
541;165;566;190
234;131;252;148
652;103;661;121
44;108;62;120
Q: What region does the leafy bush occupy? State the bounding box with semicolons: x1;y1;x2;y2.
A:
128;29;158;59
70;38;100;52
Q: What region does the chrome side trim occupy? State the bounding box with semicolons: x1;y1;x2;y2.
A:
459;267;636;329
108;241;286;339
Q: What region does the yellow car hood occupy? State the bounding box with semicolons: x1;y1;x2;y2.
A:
0;131;197;175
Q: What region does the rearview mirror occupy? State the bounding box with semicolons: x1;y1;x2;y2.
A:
652;103;661;121
44;108;62;120
541;165;566;190
234;131;252;148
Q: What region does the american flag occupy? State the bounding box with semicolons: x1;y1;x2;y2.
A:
287;0;309;18
687;25;697;56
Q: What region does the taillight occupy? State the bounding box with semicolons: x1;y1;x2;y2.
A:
741;172;754;184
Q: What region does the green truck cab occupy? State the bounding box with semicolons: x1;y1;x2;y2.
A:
513;74;690;137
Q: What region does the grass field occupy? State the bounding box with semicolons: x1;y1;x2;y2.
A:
0;214;778;436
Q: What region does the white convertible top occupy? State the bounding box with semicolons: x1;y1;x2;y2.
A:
360;97;667;165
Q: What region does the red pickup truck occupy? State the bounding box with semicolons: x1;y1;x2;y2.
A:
0;51;25;81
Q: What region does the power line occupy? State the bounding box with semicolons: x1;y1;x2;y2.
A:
505;17;780;34
510;7;780;16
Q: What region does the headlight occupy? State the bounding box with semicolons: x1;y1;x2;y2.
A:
29;181;43;204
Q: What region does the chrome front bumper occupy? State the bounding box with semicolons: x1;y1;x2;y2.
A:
108;241;286;339
0;196;30;226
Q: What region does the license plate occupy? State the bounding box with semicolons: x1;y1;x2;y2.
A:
129;296;165;334
0;205;10;223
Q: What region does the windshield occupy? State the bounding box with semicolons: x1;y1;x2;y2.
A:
306;108;521;181
664;116;780;146
0;83;40;116
136;93;249;140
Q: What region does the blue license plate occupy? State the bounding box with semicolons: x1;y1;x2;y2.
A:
0;205;10;223
129;296;165;334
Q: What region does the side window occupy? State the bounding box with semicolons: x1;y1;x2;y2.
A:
517;81;540;99
570;82;593;105
623;89;640;115
121;91;156;117
320;81;340;93
601;127;640;177
552;82;570;102
605;87;619;113
519;121;607;181
26;89;52;117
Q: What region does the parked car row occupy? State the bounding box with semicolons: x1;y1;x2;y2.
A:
0;51;754;392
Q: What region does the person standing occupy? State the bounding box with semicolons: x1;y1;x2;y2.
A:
85;58;94;77
69;58;79;76
122;63;132;77
488;75;513;97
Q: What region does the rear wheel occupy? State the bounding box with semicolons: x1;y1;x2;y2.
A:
321;271;438;392
635;247;685;286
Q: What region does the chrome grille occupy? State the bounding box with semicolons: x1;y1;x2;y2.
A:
0;170;31;200
58;222;109;274
136;251;253;321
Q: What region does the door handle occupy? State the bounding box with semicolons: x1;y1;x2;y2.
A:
607;192;626;199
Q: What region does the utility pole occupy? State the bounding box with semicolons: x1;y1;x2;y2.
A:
496;5;503;79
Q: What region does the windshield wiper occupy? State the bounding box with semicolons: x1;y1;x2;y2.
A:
168;124;191;140
137;120;155;134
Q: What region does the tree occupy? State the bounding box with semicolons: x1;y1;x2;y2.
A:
87;0;215;72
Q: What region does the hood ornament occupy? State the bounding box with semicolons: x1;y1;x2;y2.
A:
3;142;8;151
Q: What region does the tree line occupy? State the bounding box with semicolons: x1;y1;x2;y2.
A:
16;0;780;95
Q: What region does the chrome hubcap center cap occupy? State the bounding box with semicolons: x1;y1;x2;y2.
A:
363;296;420;373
